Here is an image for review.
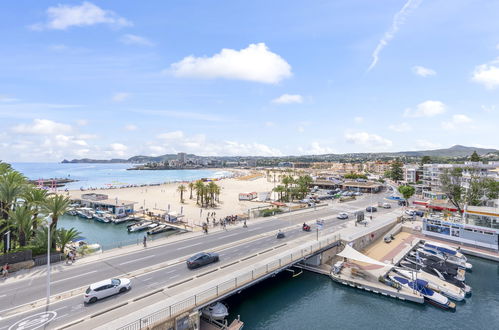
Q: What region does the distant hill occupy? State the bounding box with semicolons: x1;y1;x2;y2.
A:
61;145;499;164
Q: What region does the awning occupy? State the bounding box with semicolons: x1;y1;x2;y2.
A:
337;245;391;267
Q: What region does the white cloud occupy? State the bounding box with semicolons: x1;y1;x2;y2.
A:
345;132;392;148
264;121;275;127
75;119;88;126
112;92;130;102
416;139;441;149
170;43;292;84
389;122;412;132
441;114;472;130
109;143;128;157
0;95;18;102
124;124;137;131
120;34;154;47
297;126;305;133
368;0;423;71
132;109;226;122
481;105;496;113
13;119;72;135
404;100;446;117
412;65;436;77
157;130;184;140
472;59;499;89
272;94;303;104
298;142;335;155
354;116;364;123
31;2;131;30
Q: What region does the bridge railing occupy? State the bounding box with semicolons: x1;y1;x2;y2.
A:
117;234;341;330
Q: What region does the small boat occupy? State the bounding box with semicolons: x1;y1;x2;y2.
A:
395;269;465;301
406;255;466;282
128;221;153;232
69;237;102;254
76;208;94;219
113;216;133;224
389;275;455;310
201;302;228;321
94;211;111;223
416;248;472;270
147;224;173;235
421;241;467;261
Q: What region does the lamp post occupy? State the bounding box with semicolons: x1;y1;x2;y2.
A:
46;216;52;306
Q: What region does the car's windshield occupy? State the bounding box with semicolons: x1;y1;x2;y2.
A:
86;287;91;294
111;279;121;286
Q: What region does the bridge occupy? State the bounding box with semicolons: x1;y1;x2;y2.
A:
0;192;401;330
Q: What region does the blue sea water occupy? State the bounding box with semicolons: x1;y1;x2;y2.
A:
10;163;233;189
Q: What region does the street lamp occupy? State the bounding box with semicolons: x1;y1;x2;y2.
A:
46;215;52;306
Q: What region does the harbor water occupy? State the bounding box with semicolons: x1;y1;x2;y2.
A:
10;163;233;189
58;215;181;250
226;256;499;330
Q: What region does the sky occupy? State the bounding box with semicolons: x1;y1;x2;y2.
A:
1;0;499;162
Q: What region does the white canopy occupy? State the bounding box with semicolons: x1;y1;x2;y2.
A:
337;244;391;267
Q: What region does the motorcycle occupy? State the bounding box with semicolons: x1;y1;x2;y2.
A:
302;224;311;232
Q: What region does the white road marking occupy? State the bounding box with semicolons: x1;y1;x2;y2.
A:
170;274;180;279
52;306;67;312
51;270;98;284
176;242;202;251
0;295;6;298
118;255;156;265
223;233;240;238
142;277;154;281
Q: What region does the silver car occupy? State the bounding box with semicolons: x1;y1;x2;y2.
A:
84;278;131;303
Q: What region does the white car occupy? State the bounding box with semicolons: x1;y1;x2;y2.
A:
337;212;349;219
405;210;416;216
84;278;131;303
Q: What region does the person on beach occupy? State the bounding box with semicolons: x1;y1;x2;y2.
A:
2;264;9;278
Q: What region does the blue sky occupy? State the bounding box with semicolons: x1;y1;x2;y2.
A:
1;0;498;161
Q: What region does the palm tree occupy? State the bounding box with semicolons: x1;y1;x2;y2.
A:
43;194;71;248
194;180;205;206
33;226;54;251
273;185;286;202
56;228;81;253
22;187;48;234
207;182;219;207
188;182;194;199
177;184;187;203
9;206;33;247
0;170;26;222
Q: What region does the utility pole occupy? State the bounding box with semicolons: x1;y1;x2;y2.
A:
46;217;52;306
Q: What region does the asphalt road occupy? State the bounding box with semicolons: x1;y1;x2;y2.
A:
0;191;399;330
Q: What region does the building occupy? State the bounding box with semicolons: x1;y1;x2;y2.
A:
422;205;499;250
423;161;499;191
364;161;393;175
177;152;187;164
239;192;257;201
341;181;382;193
403;164;422;183
76;193;137;216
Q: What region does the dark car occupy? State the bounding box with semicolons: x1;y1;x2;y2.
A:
414;210;424;217
398;200;407;206
186;252;219;269
366;206;377;212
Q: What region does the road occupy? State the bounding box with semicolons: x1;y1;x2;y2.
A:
0;191;399;330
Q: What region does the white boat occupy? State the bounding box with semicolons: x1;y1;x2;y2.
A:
416;248;472;270
421;241;469;262
395;268;465;301
147;224;173;235
113;216;133;224
201;302;228;321
389;275;455;310
94;211;112;223
128;221;153;232
76;207;94;219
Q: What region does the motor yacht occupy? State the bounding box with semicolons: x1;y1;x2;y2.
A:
201;302;229;321
127;221;153;232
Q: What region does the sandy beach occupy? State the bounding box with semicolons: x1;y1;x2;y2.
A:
66;173;278;226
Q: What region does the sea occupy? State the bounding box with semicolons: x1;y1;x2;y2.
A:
10;162;233;190
225;255;499;330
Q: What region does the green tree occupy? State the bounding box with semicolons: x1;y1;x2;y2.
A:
22;188;48;235
177;184;187;203
188;182;194;199
56;228;81;253
420;156;432;166
32;226;55;251
0;170;26;222
470;151;481;162
273;185;286;201
43;194;71;248
389;161;404;182
194;180;205;205
398;185;415;205
9;206;33;247
440;168;465;213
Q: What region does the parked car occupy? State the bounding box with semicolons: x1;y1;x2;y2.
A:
337;212;349;219
187;252;220;269
84;278;131;304
405;210;416;216
398;200;407;206
366;206;377;212
384;235;394;243
381;203;391;209
414;210;424;217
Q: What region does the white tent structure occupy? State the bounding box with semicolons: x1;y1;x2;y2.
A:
336;245;394;278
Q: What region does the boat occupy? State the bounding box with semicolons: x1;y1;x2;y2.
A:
399;260;471;295
69;237;102;254
113;216;134;224
389;275;456;310
76;207;94;219
406;254;466;282
416;248;472;270
147;224;173;235
421;241;467;261
66;208;78;216
395;268;465;301
201;302;229;321
94;211;112;223
128;221;153;232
